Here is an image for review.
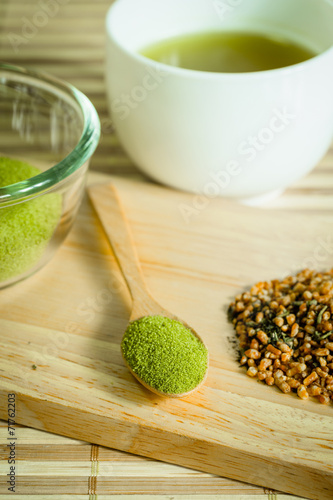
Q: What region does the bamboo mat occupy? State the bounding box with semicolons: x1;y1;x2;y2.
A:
0;420;282;499
0;1;332;499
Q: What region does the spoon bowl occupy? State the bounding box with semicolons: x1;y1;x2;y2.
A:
122;320;209;398
88;183;209;398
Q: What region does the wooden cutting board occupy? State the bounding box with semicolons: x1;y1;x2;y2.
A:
0;173;332;500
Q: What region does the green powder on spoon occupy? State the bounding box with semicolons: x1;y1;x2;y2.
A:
121;315;208;395
0;157;62;282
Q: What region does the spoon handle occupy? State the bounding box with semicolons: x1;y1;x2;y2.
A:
88;183;150;304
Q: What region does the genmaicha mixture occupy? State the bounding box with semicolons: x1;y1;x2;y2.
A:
228;269;333;405
121;316;208;395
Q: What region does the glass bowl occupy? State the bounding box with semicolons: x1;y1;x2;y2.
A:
0;63;100;288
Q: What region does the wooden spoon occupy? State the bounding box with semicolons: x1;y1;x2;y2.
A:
88;183;209;398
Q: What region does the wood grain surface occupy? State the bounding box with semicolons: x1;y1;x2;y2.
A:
0;1;333;499
1;173;333;500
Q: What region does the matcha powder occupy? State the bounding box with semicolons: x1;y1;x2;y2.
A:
121;316;208;395
0;157;62;282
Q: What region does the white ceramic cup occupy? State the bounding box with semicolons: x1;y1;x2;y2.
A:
106;0;333;203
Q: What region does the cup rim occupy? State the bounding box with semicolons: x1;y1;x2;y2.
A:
106;0;333;81
0;63;100;204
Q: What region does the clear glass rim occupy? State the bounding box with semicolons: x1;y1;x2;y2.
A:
0;62;100;204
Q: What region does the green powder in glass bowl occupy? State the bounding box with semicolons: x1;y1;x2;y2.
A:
0;157;62;282
121;315;208;395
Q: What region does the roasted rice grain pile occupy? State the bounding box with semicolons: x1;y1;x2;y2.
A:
228;269;333;404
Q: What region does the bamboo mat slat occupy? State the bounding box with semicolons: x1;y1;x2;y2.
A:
0;497;303;500
0;1;331;498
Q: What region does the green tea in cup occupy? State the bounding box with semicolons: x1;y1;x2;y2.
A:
140;31;316;73
106;0;333;202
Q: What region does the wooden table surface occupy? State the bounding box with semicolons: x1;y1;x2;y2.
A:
0;1;332;499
